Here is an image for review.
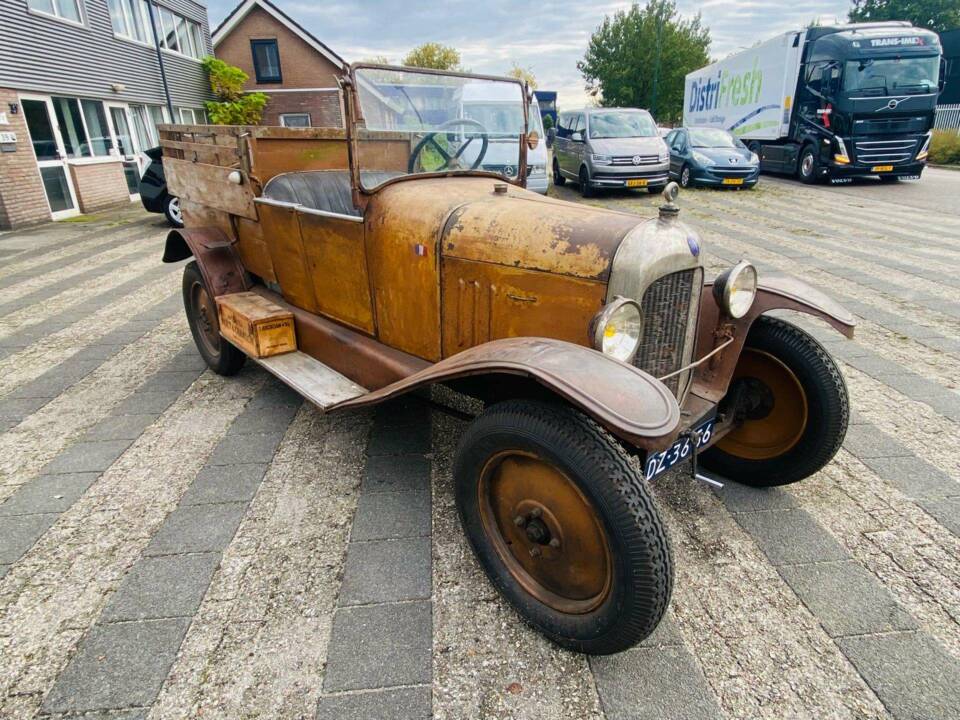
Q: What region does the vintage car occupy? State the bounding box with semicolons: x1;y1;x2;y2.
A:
159;64;855;655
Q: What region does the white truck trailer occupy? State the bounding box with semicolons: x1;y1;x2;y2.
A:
683;21;943;183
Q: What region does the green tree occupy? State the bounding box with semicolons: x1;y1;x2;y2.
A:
507;62;538;90
402;43;462;70
201;57;268;125
849;0;960;32
578;0;710;123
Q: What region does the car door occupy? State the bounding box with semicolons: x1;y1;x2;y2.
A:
670;131;688;176
567;113;585;174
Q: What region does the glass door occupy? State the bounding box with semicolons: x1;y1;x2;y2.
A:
20;95;80;220
106;103;142;197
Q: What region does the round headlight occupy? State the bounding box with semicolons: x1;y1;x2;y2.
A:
592;297;643;362
713;261;758;319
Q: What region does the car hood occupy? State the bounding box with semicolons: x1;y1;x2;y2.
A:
588;136;666;157
691;146;755;166
439;181;642;281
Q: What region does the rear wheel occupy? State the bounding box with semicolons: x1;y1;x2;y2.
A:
578;166;595;198
552;158;566;186
182;261;246;376
701;316;848;487
455;399;673;655
163;195;184;228
798;145;819;184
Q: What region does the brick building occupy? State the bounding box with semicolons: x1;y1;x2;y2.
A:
212;0;346;129
0;0;214;229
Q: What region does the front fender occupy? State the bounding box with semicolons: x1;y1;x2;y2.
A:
692;274;856;402
332;337;681;450
162;227;249;297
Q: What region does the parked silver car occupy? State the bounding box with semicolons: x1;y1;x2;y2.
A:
552;108;670;197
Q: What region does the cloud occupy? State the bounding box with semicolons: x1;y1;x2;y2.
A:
208;0;850;111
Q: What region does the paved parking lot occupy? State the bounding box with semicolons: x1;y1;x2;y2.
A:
1;170;959;720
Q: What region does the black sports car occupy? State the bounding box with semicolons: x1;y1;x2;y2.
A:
139;147;183;227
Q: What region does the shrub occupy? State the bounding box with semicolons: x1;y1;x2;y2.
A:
929;130;960;166
542;114;554;131
201;56;268;125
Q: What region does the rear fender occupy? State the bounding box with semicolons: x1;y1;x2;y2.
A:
332;337;681;450
163;227;249;297
692;274;856;402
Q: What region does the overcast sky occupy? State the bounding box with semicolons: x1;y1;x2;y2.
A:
207;0;852;109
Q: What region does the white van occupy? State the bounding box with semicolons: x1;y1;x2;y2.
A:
459;84;548;194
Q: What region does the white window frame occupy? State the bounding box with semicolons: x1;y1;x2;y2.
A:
27;0;86;28
280;113;311;128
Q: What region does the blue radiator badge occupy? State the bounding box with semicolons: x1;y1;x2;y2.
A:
687;235;700;256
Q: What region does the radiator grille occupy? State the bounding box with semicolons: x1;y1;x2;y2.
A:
853;138;918;165
634;270;697;396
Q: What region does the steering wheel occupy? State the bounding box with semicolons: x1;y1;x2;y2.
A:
408;118;490;174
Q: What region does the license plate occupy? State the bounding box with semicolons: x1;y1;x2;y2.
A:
872;165;893;172
645;417;716;480
626;179;648;187
722;178;744;185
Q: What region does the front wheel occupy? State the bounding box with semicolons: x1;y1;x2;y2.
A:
679;164;692;188
552;158;566;186
182;261;246;376
578;166;595;198
798;145;820;184
455;399;673;655
700;316;848;487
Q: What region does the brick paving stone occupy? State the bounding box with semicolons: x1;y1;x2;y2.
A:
837;632;960;720
226;403;301;435
638;612;683;648
82;414;159;442
101;553;221;622
338;537;432;606
178;463;268;506
206;432;284;466
916;497;960;537
350;489;431;541
0;513;59;562
41;439;133;475
143;502;247;556
714;482;798;513
112;390;183;415
316;686;431;720
323;601;432;692
0;564;9;579
780;560;917;638
590;645;722;720
41;618;192;713
842;425;913;460
366;424;431;456
135;371;201;394
361;454;431;495
0;473;99;515
734;509;849;566
859;455;959;500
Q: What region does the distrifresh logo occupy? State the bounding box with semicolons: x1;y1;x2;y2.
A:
689;57;764;113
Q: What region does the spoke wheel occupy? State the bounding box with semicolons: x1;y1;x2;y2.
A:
182;261;246;376
716;349;808;460
189;278;221;359
478;451;612;614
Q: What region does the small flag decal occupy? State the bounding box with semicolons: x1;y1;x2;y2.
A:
414;243;427;257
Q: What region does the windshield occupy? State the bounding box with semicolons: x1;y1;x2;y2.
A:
588;111;657;139
689;128;742;148
842;56;940;95
354;67;526;190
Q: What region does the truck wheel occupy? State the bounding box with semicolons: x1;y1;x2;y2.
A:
701;316;848;487
679;165;692;188
163;195;184;228
578;166;595;198
182;261;246;376
552;158;566;186
454;399;673;655
798;145;820;184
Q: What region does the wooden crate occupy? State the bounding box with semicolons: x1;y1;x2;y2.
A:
216;292;296;358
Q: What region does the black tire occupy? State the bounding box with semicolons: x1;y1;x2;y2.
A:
182;261;246;376
747;140;762;157
679;164;692;188
701;316;848;487
578;166;595;198
798;145;820;184
163;194;184;228
552;158;566;186
454;399;673;655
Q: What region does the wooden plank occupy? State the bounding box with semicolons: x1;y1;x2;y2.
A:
164;157;258;220
159;139;240;157
256;351;367;409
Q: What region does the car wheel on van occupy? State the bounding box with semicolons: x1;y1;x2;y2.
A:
552;158;566;186
579;167;595;198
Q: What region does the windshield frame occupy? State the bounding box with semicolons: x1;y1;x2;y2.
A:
347;62;531;201
840;54;941;96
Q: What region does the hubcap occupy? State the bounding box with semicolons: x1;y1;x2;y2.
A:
681;167;690;186
190;281;221;358
168;196;182;224
478;451;612;614
716;349;808;460
801;154;814;177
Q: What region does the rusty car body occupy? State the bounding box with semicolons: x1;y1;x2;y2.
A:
161;64;855;655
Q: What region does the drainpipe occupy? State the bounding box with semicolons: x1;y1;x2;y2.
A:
146;0;175;121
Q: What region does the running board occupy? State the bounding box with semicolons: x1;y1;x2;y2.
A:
255;351;368;410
